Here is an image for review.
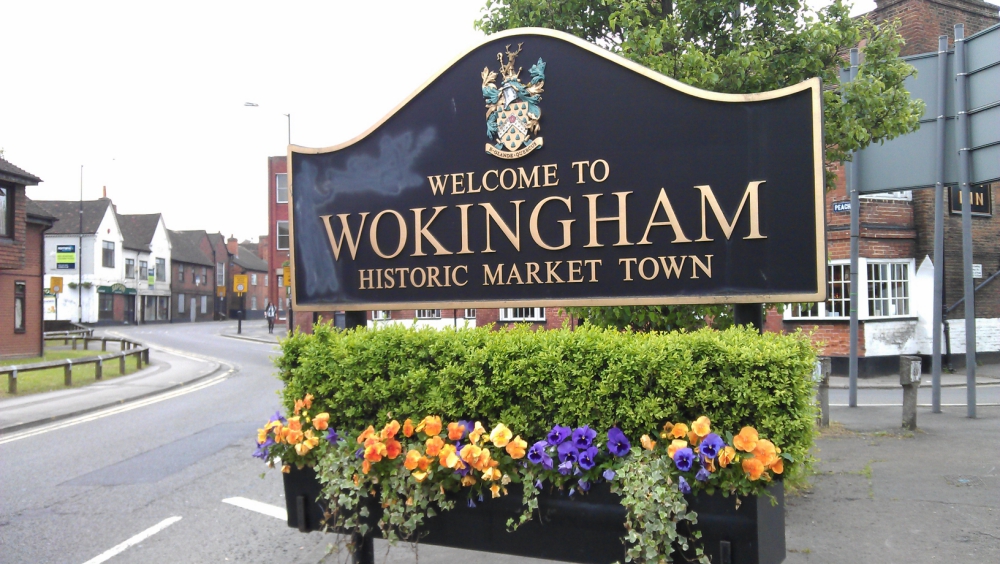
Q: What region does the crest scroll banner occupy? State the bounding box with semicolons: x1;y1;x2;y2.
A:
289;28;825;311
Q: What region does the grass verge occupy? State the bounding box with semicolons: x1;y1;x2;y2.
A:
0;348;143;399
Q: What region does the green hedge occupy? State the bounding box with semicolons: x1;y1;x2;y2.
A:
277;323;817;476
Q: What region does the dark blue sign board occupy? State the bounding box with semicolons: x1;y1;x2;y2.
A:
289;29;825;311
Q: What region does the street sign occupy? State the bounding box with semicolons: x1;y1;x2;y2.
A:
289;29;825;311
56;245;76;270
50;276;63;294
233;274;248;295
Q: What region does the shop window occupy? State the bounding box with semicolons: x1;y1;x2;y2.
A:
14;281;26;332
156;258;166;281
276;173;288;203
98;292;114;320
416;309;440;319
276;221;289;250
157;296;169;320
499;308;545;322
102;241;115;268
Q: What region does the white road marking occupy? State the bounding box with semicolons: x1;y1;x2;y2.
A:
222;497;287;520
81;516;182;564
830;403;1000;407
0;369;232;445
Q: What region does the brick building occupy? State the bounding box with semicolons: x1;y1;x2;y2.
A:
265;156;295;327
768;0;1000;374
1;157;55;359
167;230;216;322
225;236;269;320
365;307;575;331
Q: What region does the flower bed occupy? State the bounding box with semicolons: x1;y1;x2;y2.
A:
258;324;816;562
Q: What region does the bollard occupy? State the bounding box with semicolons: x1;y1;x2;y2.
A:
8;369;17;394
95;359;103;381
900;355;922;431
121;339;127;352
815;357;832;427
64;360;73;386
142;348;149;365
101;339;107;352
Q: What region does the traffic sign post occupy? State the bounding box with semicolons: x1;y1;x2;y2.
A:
233;275;248;334
50;277;63;320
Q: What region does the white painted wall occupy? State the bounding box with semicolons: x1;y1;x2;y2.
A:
865;319;919;356
944;318;1000;354
368;318;477;330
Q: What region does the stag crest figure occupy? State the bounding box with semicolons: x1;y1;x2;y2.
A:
482;43;546;158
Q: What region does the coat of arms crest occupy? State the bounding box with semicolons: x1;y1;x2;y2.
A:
482;44;546;159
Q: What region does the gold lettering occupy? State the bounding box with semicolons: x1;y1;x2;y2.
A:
529;196;574;251
543;164;558;187
481;201;523;253
456;204;474;255
482;170;499;191
526;262;542;284
410;267;426;288
584;259;601;282
638;257;659;280
428;175;448;196
518;166;540;188
369;210;408;259
427;266;442;287
639;189;691;244
453;265;468;286
321;213;369;260
690;255;713;279
590;159;609;182
484;264;504;285
395;267;409;288
359;269;373;290
376;268;383;289
658;256;687;279
384;268;396;289
976;192;985;206
441;266;452;287
619;258;637;281
568;260;584;283
467;172;480;194
506;263;524;285
695;181;766;242
584;192;633;248
571;161;588;184
545;261;564;284
411;206;453;256
451;173;465;194
500;168;518;190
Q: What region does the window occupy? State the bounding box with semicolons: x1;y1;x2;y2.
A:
277;274;284;287
785;263;850;319
178;294;185;313
216;262;225;287
201;267;207;285
372;310;390;320
251;296;258;310
156;258;166;281
861;190;912;202
465;309;477;319
276;221;289;250
13;281;26;332
500;308;546;322
125;259;135;279
0;184;12;238
868;262;910;317
265;274;269;287
139;261;148;279
251;273;258;286
102;241;115;268
178;263;185;282
416;309;440;319
200;295;207;314
276;173;288;203
98;292;114;320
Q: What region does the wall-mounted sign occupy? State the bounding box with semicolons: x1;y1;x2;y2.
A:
949;184;992;216
833;201;851;212
50;276;64;294
973;264;983;279
217;285;227;297
147;268;156;287
56;245;76;270
289;29;825;311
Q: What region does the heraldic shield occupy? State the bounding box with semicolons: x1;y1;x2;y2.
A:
497;101;531;151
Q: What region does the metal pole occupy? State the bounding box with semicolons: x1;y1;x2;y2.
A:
954;24;976;418
78;165;84;324
284;113;291;145
848;49;860;408
932;35;948;413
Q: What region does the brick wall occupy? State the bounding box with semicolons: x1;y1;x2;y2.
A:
1;214;46;359
171;261;215;322
783;321;866;357
0;184;27;270
873;0;1000;55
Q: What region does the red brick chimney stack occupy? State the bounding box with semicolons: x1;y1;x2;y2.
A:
872;0;1000;56
227;235;239;257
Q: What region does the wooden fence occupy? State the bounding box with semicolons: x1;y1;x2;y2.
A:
1;335;150;394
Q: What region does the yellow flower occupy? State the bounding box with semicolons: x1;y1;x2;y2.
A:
312;413;330;431
490;484;501;498
468;421;487;444
691;416;711;437
640;434;656;451
257;428;268;443
733;427;759;452
505;435;527;459
482;467;502;481
489;423;513;448
667;439;688;459
412;471;428;483
461;475;477;487
404;449;423;471
402;419;414;438
670;422;689;439
718;446;736;468
742;457;765;480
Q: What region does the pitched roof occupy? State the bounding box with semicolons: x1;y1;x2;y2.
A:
234;245;267;272
33;199;113;235
117;213;161;251
167;230;214;267
0;156;42;185
25;198;57;226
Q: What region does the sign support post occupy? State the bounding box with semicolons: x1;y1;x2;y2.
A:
848;48;860;408
955;24;977;418
932;35;948;414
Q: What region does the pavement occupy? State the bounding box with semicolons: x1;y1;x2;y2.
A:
828;362;1000;389
0;335;229;435
219;319;285;344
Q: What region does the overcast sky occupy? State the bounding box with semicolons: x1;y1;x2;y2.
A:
3;0;873;242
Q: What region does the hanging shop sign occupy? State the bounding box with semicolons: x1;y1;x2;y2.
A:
289;29;825;311
950;184;992;216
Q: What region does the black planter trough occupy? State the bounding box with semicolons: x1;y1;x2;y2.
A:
283;466;785;564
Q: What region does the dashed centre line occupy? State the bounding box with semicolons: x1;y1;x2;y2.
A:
222;496;288;520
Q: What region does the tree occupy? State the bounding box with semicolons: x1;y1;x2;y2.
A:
477;0;923;332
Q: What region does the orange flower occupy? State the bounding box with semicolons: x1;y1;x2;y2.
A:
312;413;330;431
285;429;304;445
733;426;759;452
718;446;736;468
384;438;402;460
287;417;302;432
404;449;423;471
667;439;688;459
461;474;477;487
362;460;371;474
356;425;376;444
364;441;387;462
468;421;487;444
769;457;784;475
505;435;528;459
687;431;701;446
447;422;466;441
381;420;400;440
294;399;304;415
416;416;442;436
691;416;711;437
742;458;765;480
425;436;445;457
402;419;414;438
257;428;268;443
703;456;717;473
281;464;291;474
752;439;777;467
490;484;501;498
417;456;432;471
303;394;314;409
460;445;482;466
671;422;689;439
482;467;502;481
272;425;287;443
640;434;657;451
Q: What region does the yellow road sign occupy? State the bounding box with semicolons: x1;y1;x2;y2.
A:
50;277;64;294
233;274;248;294
283;266;291;286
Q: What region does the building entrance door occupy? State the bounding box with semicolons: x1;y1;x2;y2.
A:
190;298;196;322
125;295;136;324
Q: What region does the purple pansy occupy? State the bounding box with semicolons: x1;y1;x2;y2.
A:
578;479;591;492
578;447;598;470
699;433;725;459
572;426;597;449
547;425;572;446
253;437;275;460
696;467;711;482
606;427;631;457
326;428;341;445
354;447;365;459
527;441;549;464
457;420;474;439
268;411;287;424
678;476;692;494
673;447;695;472
557;441;580;463
602;469;616;481
558;460;573;475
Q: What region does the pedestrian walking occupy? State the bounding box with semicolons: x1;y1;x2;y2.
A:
265;302;276;334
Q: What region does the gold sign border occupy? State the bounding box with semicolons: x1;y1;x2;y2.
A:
287;27;827;312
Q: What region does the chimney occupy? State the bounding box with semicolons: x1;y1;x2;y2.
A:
102;186;107;199
227;235;239;257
